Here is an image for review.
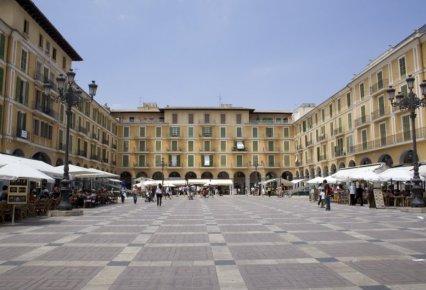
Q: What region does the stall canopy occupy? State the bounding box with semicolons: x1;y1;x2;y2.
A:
377;165;425;182
307;176;338;184
0;163;54;182
204;179;233;186
419;165;426;179
261;178;293;187
0;153;61;178
332;163;386;182
54;165;118;179
291;179;305;184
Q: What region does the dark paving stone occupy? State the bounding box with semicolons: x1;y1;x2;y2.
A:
128;243;144;247
72;234;137;244
224;233;283;243
134;246;213;261
46;243;64;247
1;260;26;266
291;241;308;245
361;286;391;290
293;231;358;242
147;234;209;244
314;242;400;257
230;245;309;260
214;260;235;266
108;261;130;266
356;230;425;240
316;257;338;263
37;246;123;261
210;243;226;246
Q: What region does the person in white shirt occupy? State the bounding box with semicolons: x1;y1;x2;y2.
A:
349;182;356;205
318;186;325;208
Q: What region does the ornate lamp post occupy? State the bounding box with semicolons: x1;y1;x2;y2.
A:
386;75;426;207
161;157;165;185
44;69;98;210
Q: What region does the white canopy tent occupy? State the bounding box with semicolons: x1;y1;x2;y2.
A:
307;176;339;184
419;165;426;179
261;178;293;187
204;179;233;186
377;166;425;182
0;153;61;178
291;179;305;184
332;163;386;182
54;165;118;179
0;163;54;182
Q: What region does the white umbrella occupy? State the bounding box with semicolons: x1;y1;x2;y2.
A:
379;166;425;182
332;164;385;182
0;163;54;182
419;165;426;179
0;153;61;178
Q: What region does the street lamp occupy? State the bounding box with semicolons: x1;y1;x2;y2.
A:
161;157;165;185
44;69;97;210
386;75;426;207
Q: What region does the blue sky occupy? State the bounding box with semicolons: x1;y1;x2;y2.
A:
35;0;426;111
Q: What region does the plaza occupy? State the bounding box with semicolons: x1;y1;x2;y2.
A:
1;196;426;290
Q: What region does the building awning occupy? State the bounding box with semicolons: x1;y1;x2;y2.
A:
332;163;386;182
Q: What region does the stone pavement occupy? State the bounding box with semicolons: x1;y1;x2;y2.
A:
0;196;426;290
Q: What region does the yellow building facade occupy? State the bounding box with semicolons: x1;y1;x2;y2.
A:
0;0;118;172
1;0;426;190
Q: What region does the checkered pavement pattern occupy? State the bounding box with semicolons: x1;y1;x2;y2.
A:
0;196;426;290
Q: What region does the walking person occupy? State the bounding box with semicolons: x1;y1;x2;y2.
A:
349;182;356;205
156;184;163;206
132;185;138;204
120;187;126;204
355;183;364;206
323;180;332;211
318;185;325;208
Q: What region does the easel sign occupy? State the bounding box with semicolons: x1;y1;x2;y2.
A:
7;179;29;225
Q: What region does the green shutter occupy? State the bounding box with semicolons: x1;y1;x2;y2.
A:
15;77;21;101
24;81;29;105
0;34;5;60
0;67;4;94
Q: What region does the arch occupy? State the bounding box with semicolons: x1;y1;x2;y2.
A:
299;169;304;178
265;172;276;180
234;171;246;193
330;164;337;174
120;171;132;189
185;171;197;179
152;171;164;180
360;157;372;165
348;160;356;167
316;166;322;177
400;149;416;165
217;171;230;179
282;171;293;181
338;162;345;169
378;154;393;167
295;171;300;179
169;171;181;178
201;172;213;179
32;152;51;165
323;165;329;177
12;149;25;157
136;171;148;178
55;158;63;166
304;169;310;179
309;168;315;178
250;171;261;185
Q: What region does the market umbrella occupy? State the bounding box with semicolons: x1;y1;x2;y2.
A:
0;163;54;182
378;166;425;182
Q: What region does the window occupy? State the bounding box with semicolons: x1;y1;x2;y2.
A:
202;126;212;137
252;140;258;152
45;41;50;55
321;109;325;122
62;56;67;70
361;129;368;150
15;77;28;105
220;140;226;152
266;127;273;138
204;140;210;151
20;49;27;72
268;140;274;151
129;117;134;122
38;34;43;48
361;105;366;123
170;126;180;137
348;113;352;130
360;83;365;99
329;104;333;117
399;56;406;77
0;67;4;95
346;93;351;108
188;126;194;138
188;140;194;152
337;99;341;113
379;123;387;146
377;71;383;89
378;96;385;116
252;127;258;138
202;155;212;166
155;140;161;152
188;113;194;124
172;113;178;124
122;155;129;167
268;155;274;167
402;115;411;141
284;155;290;167
236;127;242;138
170;154;180;167
52;47;57;61
155;155;162;167
401;84;408;97
220;127;226;138
33;119;39;136
123;140;129;152
220;155;227;167
23;19;29;34
236;155;243;167
138;155;146;167
139;140;146;151
252;155;259;166
139;126;146;137
220;114;226;124
283;127;289;138
123;126;129;137
188;155;194;167
283;141;289;152
155;126;162;138
0;33;5;60
236;114;242;124
204;114;210;124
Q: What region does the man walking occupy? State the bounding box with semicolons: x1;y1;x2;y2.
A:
323;180;332;211
349;182;356;205
156;184;163;206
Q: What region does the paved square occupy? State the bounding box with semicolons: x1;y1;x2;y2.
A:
0;196;425;289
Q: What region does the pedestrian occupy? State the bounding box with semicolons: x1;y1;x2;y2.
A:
318;185;325;208
120;187;126;203
0;185;8;202
355;183;364;206
323;180;332;211
132;185;138;204
156;184;163;206
349;182;356;205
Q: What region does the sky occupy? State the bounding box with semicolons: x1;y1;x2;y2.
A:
34;0;426;111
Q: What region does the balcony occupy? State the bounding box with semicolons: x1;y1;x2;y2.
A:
295;161;302;167
102;158;109;163
112;160;117;166
334;147;346;157
317;134;327;142
355;115;371;127
333;127;344;136
92;133;99;140
91;154;100;161
112;144;117;149
317;154;327;162
306;140;313;147
34;104;56;119
369;78;389;95
78;126;88;135
102;138;109;145
306;157;313;164
16;129;29;140
371;107;390;121
57;143;64;151
296;144;303;151
77;150;87;158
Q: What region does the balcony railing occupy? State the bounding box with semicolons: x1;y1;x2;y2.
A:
334;147;346;157
317;154;327;162
77;150;87;157
102;138;109;145
91;154;100;161
369;78;389;95
333;127;343;136
306;140;313;147
295;161;301;167
112;144;117;149
16;129;29;139
371;107;390;121
58;143;64;151
78;126;88;134
34;104;56;119
355;115;371;127
317;134;327;142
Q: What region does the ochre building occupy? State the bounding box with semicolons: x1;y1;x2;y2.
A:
1;0;426;190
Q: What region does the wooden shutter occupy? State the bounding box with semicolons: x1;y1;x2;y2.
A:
0;34;5;60
0;67;3;94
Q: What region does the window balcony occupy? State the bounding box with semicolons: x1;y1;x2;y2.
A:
16;129;29;140
77;150;87;157
34;104;57;119
317;134;327;142
102;138;109;145
371;107;390;121
317;154;327;162
355;115;371;127
369;78;389;95
334;147;346;157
